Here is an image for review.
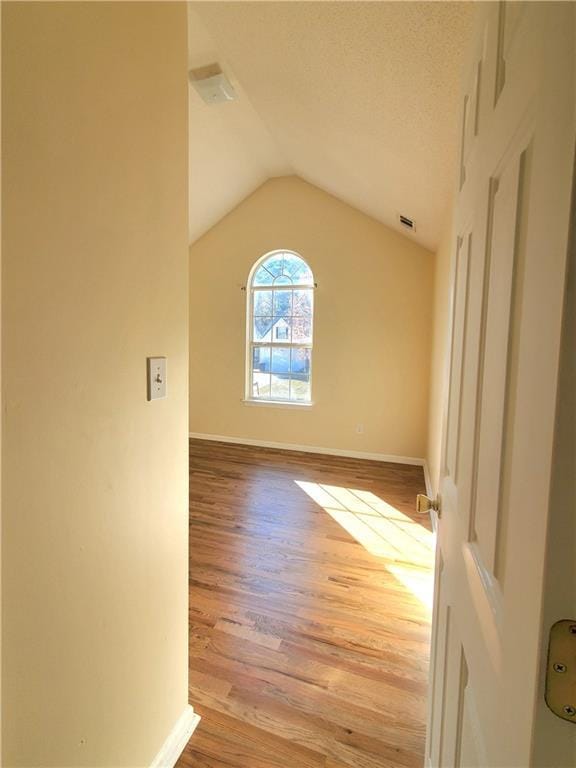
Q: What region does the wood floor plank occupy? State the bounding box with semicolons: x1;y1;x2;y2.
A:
180;705;327;768
177;439;433;768
214;618;283;650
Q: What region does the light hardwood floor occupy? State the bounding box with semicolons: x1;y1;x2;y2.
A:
177;438;434;768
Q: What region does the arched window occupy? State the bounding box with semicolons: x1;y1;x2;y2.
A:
246;250;314;403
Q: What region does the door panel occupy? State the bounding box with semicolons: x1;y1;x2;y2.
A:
459;681;485;768
427;553;445;766
473;147;526;574
426;3;575;766
444;234;470;483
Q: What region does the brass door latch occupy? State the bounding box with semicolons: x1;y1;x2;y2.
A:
416;494;441;517
545;619;576;723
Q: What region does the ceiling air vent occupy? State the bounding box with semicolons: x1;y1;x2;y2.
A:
189;63;237;105
398;214;416;232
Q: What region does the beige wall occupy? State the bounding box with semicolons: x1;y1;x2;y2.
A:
426;220;454;494
189;176;434;459
2;4;189;766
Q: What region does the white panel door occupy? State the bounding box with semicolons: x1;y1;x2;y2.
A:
426;3;575;766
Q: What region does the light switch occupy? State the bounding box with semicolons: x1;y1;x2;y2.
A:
147;357;167;401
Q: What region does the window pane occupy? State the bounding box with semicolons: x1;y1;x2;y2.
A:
271;375;290;400
253;266;274;286
253;290;272;316
262;254;284;277
253;316;272;342
291;316;312;344
282;252;299;272
291;347;311;374
252;346;271;372
273;274;292;286
271;318;291;343
285;254;313;285
290;375;311;402
293;289;313;316
271;347;290;374
273;289;292;316
252;371;271;399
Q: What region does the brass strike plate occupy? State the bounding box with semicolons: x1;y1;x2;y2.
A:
545;619;576;723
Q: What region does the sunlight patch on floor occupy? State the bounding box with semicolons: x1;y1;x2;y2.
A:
294;480;435;609
387;563;434;611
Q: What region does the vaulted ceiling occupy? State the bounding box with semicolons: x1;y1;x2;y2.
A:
188;2;473;251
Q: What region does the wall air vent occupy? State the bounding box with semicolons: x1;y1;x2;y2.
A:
398;214;416;232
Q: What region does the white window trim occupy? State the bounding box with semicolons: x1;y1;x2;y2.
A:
242;398;314;409
245;250;315;405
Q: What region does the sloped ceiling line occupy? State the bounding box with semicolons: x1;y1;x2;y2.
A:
188;2;474;251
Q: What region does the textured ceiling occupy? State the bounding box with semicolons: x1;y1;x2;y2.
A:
188;7;290;243
189;2;473;250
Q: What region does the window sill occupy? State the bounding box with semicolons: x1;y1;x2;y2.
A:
242;398;314;410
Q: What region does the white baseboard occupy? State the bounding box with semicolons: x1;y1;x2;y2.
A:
189;431;426;468
150;705;200;768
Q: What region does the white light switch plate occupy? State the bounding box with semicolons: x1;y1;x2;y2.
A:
147;357;167;401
